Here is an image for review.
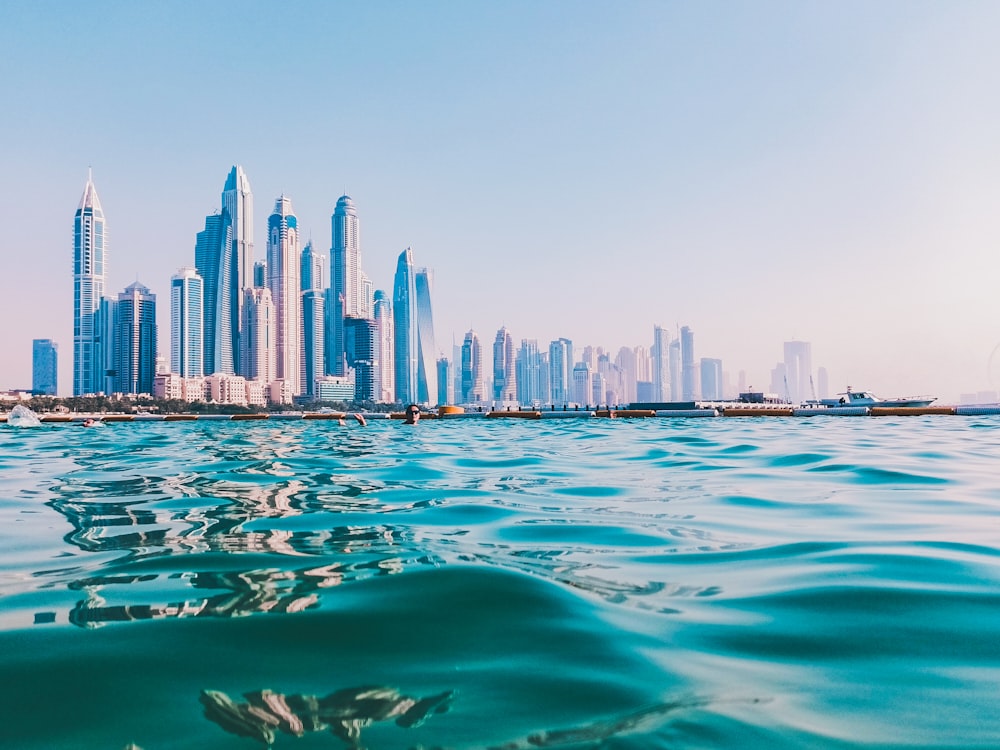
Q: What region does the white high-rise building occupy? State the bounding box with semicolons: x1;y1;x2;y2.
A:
267;196;301;395
330;195;361;376
223;165;254;372
73;170;106;396
651;325;670;402
493;327;516;402
170;267;204;377
241;287;276;384
374;290;394;403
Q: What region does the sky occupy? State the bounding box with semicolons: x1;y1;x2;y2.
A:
2;0;999;403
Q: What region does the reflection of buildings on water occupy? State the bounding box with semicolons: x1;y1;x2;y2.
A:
62;527;441;628
199;685;454;747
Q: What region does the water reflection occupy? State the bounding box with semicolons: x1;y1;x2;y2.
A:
199;685;455;747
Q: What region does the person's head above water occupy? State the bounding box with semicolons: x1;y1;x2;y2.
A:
403;404;420;424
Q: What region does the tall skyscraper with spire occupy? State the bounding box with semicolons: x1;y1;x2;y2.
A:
393;248;417;404
267;195;301;395
373;290;394;403
330;195;361;377
73;171;106;395
196;167;253;377
414;268;437;405
170;267;204;377
223;166;254;370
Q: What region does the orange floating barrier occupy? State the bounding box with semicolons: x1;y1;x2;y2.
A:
486;410;541;419
870;406;956;417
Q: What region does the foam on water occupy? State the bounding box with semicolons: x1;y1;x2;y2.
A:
1;417;999;748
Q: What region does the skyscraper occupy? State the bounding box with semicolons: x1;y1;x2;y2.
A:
170;268;204;377
461;330;483;403
548;338;573;405
393;248;417;404
267;196;301;395
651;325;670;402
194;212;230;375
680;326;696;400
114;282;157;395
373;290;394;403
783;340;813;404
516;340;545;406
345;317;378;402
32;339;58;396
301;290;325;398
73;171;106;396
436;356;453;406
700;358;723;400
414;268;437;405
493;327;516;402
330;195;361;377
301;240;324;292
223;166;254;370
241;287;276;384
668;339;681;401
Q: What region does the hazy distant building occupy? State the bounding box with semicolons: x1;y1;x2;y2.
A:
548;338;573;405
461;330;483;403
493;327;516;402
32;339;58;396
516;340;547;406
668;339;681;400
73;171;106;395
301;240;324;292
170;267;204;377
393;248;417;404
614;347;637;404
783;340;813;404
114;282;157;395
680;326;696;400
572;362;591;405
817;366;829;400
651;325;670;402
700;358;723;400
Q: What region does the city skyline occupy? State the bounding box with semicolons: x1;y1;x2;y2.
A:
4;2;1000;403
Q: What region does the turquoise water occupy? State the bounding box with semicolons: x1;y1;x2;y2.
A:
1;417;999;749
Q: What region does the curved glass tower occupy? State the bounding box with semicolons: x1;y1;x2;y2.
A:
392;248;417;404
414;268;437;405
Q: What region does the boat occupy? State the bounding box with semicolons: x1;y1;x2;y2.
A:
818;387;937;409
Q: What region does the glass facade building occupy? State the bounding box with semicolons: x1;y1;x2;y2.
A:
170;268;204;378
32;339;58;396
73;172;106;395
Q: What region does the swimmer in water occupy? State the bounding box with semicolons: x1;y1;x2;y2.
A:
403;404;420;424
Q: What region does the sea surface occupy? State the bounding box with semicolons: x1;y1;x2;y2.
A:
1;416;999;749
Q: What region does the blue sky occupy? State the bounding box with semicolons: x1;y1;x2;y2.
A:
2;1;999;401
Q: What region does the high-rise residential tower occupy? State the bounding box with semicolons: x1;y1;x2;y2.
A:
170;268;204;377
548;338;573;406
194;213;230;375
330;195;361;377
651;325;670;402
373;290;394;403
680;326;696;400
493;327;516;402
700;358;723;400
114;282;157;395
267;196;301;395
241;287;276;384
223;166;254;369
414;268;437;405
516;340;547;406
461;330;483;404
32;339;58;396
73;171;106;396
783;340;813;404
393;248;417;404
